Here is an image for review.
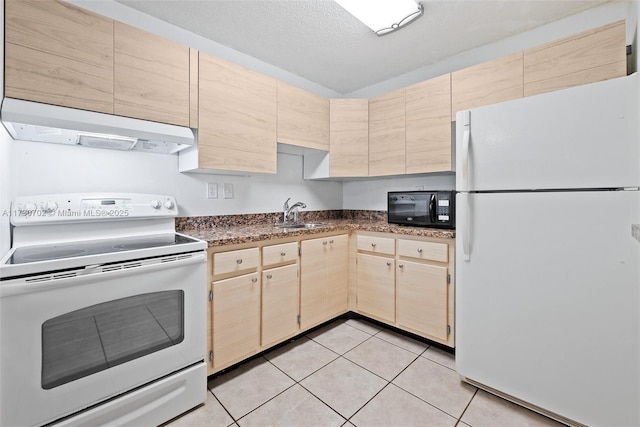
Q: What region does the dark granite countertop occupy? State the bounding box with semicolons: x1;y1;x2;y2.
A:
178;216;455;247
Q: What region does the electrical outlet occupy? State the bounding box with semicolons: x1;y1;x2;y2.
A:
207;183;218;199
223;183;234;199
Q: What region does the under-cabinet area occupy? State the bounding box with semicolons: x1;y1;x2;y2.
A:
205;229;454;376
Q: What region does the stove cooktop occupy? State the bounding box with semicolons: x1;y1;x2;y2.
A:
8;234;199;265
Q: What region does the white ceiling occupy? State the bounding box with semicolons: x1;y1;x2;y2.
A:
115;0;612;94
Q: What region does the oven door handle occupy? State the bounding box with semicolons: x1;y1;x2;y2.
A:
0;251;206;297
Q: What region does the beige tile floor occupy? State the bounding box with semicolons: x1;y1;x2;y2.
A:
166;319;566;427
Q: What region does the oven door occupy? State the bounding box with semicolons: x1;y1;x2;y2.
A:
0;251;206;427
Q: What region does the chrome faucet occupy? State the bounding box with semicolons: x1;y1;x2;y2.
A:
283;198;306;224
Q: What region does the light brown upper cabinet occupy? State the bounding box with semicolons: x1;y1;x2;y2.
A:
277;82;330;151
405;74;453;174
114;22;190;127
524;20;626;97
369;88;406;176
196;53;277;173
329;99;369;177
451;52;524;119
4;0;114;114
189;49;199;128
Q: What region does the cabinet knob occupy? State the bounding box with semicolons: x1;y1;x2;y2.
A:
399;264;404;268
251;277;257;283
281;252;286;256
417;248;423;253
386;261;392;267
323;241;328;245
267;274;273;279
330;240;334;244
236;259;243;264
371;243;376;247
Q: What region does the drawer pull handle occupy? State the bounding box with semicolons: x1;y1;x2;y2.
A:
399;264;404;269
386;261;392;267
330;240;334;244
371;243;376;247
267;274;273;279
323;241;328;245
281;252;286;256
236;259;243;264
417;248;423;253
251;277;257;283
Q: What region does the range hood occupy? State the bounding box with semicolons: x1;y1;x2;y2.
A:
1;98;195;154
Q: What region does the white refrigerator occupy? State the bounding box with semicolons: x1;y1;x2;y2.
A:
455;74;640;427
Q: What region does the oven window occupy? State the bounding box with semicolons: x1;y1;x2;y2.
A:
41;291;184;390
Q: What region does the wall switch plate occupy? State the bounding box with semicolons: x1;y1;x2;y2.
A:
223;183;234;199
207;183;218;199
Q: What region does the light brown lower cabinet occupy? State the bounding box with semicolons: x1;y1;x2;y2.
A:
356;253;396;323
212;272;260;370
207;231;454;375
300;234;349;329
356;233;455;347
261;264;299;347
397;260;449;342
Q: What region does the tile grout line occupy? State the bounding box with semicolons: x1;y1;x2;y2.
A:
232;381;300;426
344;350;425;424
207;388;238;426
455;388;479;426
386;354;472;423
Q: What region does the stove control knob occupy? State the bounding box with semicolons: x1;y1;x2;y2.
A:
163;200;175;210
150;200;162;210
43;201;58;213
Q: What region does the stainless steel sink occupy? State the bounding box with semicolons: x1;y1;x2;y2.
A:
278;223;327;229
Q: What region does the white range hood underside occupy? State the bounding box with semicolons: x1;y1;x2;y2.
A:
1;98;195;154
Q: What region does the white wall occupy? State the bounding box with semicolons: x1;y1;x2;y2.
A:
343;174;455;211
10;141;342;216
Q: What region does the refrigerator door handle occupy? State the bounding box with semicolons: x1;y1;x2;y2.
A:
461;111;471;192
461;192;471;261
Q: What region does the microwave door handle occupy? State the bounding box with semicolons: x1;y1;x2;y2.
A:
429;194;437;223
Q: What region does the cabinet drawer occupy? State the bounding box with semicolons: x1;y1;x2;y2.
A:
357;235;395;255
213;248;260;276
398;239;448;262
263;242;298;267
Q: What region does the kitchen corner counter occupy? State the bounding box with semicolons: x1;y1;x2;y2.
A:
633;224;640;243
179;218;455;247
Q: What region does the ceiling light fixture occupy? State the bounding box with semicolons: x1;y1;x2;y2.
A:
335;0;424;36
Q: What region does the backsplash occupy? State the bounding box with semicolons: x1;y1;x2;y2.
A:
175;210;386;231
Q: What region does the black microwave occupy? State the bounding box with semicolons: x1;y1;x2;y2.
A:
388;191;455;229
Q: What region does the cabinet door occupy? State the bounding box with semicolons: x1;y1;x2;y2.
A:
397;261;449;342
5;0;114;114
198;53;277;173
329;99;369;177
524;20;626;97
369;88;406;176
114;22;190;126
262;264;299;347
300;238;328;329
277;82;329;151
213;273;260;369
406;74;453;173
356;253;395;323
451;52;523;118
326;235;349;317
